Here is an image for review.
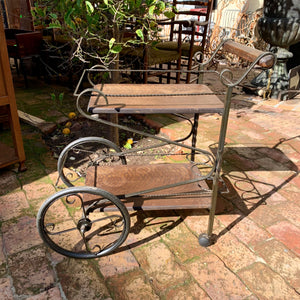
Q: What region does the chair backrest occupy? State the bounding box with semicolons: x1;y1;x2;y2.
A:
169;0;214;49
15;31;43;57
4;29;30;40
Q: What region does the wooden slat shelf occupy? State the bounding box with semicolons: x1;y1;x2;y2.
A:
88;84;224;115
85;163;212;210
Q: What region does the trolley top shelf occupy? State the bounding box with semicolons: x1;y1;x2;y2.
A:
88;84;224;114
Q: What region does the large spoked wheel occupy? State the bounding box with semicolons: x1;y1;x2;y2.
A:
57;137;126;187
37;186;130;259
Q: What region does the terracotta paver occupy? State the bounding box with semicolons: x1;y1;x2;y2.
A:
0;191;29;221
249;204;287;228
133;241;190;292
264;191;288;205
56;259;110;300
96;248;140;278
187;252;252;299
2;216;42;255
0;236;5;264
279;185;300;202
181;212;225;237
23;181;56;201
218;214;271;248
25;286;64;300
238;262;299;300
161;280;210;299
0;170;20;196
125;210;176;247
267;221;300;256
160;222;209;263
270;201;300;225
0;277;14;300
7;247;55;296
254;238;300;293
209;232;259;272
106;269;159;300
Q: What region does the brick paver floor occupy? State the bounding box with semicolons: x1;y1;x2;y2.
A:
0;81;300;299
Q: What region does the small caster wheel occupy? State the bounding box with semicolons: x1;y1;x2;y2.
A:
198;233;211;247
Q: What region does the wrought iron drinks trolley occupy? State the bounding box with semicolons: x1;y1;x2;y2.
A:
37;40;275;258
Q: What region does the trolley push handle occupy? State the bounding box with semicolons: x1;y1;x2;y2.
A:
223;40;275;69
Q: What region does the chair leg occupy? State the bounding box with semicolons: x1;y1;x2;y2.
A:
143;69;148;84
14;58;20;75
34;56;41;79
176;58;181;84
20;58;28;88
159;64;163;83
167;62;171;84
186;57;193;83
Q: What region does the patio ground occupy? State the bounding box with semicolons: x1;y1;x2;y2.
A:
0;72;300;299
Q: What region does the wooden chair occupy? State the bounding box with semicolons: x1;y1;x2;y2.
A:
7;31;43;87
122;20;195;84
5;29;29;73
155;0;214;83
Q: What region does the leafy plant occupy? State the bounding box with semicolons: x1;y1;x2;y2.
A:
50;92;64;106
31;0;174;66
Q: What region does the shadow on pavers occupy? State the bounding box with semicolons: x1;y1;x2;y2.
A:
207;136;299;244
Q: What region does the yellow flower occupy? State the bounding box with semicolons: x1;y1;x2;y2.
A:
68;112;76;119
127;138;133;144
62;128;71;135
65;121;72;128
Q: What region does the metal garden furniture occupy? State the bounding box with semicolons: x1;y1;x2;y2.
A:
36;40;275;258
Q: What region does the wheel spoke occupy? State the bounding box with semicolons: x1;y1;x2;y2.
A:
37;186;130;259
45;223;78;235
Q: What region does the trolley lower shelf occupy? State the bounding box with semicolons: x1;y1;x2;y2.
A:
85;163;212;210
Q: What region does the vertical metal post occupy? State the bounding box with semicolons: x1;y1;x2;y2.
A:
191;113;199;162
207;86;233;237
108;114;120;146
198;64;204;84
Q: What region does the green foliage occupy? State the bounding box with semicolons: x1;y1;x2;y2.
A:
31;0;172;65
50;92;64;106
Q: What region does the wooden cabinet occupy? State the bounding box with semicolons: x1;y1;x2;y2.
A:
0;16;26;171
